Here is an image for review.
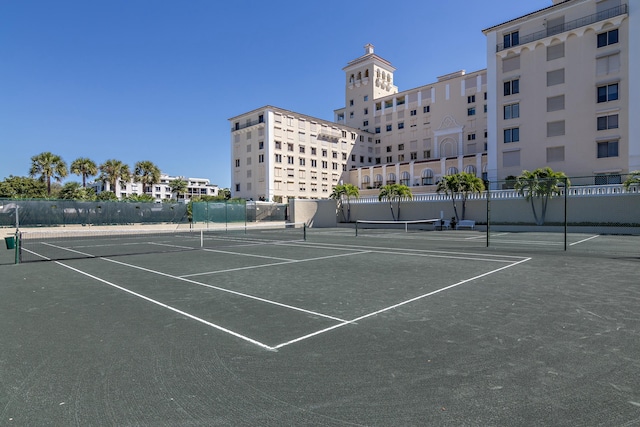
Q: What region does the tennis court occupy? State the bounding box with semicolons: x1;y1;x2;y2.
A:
1;224;639;425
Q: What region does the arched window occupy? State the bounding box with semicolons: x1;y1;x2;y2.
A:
357;71;362;80
364;69;369;78
362;175;371;188
421;169;434;185
447;167;459;175
400;171;410;186
349;74;355;83
464;165;477;175
374;174;383;188
376;70;380;78
387;173;396;185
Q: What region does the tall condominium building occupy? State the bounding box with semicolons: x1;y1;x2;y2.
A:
230;0;638;201
229;107;372;202
483;0;639;185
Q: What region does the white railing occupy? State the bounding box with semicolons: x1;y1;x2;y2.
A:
349;184;638;204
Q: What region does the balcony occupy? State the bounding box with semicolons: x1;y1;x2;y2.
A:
496;4;627;52
231;118;264;132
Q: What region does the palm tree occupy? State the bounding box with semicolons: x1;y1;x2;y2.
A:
70;157;98;188
514;167;569;225
623;171;640;190
436;172;485;221
378;183;413;221
169;178;188;203
29;152;68;196
59;181;94;200
134;160;161;195
330;183;360;222
98;159;131;198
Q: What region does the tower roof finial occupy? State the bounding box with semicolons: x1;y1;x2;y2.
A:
364;44;374;55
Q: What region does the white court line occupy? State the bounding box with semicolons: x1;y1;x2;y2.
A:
53;261;277;352
570;235;599;246
279;240;529;261
37;242;353;323
179;250;371;278
149;241;294;262
273;256;532;349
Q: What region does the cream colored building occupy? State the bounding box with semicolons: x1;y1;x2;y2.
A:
229;106;372;202
483;0;639;185
230;0;638;200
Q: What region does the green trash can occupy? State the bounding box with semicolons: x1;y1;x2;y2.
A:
5;236;15;250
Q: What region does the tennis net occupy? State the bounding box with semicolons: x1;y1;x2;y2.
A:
355;219;442;236
17;222;306;263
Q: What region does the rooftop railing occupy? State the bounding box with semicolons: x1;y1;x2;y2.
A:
496;4;627;52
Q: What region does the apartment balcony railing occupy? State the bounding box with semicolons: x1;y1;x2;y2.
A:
496;4;628;52
231;118;264;132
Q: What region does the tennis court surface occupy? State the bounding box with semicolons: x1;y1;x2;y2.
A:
1;225;639;425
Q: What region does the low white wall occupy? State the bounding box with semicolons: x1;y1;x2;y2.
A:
290;199;337;228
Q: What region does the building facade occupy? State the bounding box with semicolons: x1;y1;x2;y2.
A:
91;174;219;202
230;0;638;201
483;0;638;185
229;107;372;202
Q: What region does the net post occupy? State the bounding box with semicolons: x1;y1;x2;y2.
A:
303;223;307;241
564;177;568;251
14;230;20;264
405;222;408;233
200;229;204;248
486;181;491;248
355;221;359;237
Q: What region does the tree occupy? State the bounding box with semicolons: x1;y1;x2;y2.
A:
623;171;640;190
436;172;485;221
29;152;68;196
169;178;188;202
134;160;161;195
330;183;360;222
514;167;569;226
70;157;98;188
218;188;231;200
96;191;118;201
98;159;131;198
378;183;413;221
59;182;95;200
123;194;155;203
0;175;47;198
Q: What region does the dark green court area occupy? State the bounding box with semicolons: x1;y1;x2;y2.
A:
1;227;639;425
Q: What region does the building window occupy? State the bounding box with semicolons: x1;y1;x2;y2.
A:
597;114;619;130
398;143;404;150
410;109;417;116
386;156;393;163
364;108;368;115
258;154;264;163
467;95;476;104
235;159;240;167
597;84;619;103
322;161;328;168
467;107;476;116
410;152;417;160
595;174;621;185
322;149;327;157
503;31;519;48
421;169;433;185
597;29;619;48
287;156;294;165
258;141;264;150
398;122;404;129
311;159;317;167
504;79;519;96
274;154;282;163
332;162;338;170
332;151;338;159
386;125;392;132
235;184;240;191
364;95;368;101
468;133;476;141
386;146;392;153
363;120;369;126
299;158;305;166
349;99;354;106
423;105;430;113
546;146;565;162
597;140;619;158
504;128;520;143
275;141;281;149
375;127;381;134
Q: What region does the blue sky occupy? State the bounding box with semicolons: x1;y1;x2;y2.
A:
1;0;551;189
